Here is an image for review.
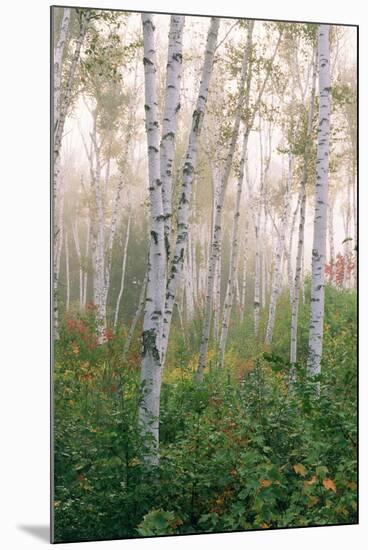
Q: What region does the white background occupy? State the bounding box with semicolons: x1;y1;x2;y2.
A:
0;0;366;548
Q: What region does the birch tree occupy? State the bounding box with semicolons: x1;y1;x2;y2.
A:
160;15;185;261
160;17;220;366
138;14;167;464
290;42;318;365
307;24;331;379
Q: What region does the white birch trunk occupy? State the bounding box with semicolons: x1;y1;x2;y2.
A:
160;15;185;261
113;209;132;329
139;14;167;464
160;17;220;367
54;8;70;131
197;21;260;380
290;43;318;366
307;25;331;379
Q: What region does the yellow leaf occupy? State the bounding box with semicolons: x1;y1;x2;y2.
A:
323;478;337;493
346;481;357;490
259;479;272;487
128;457;141;467
260;522;270;529
293;463;306;476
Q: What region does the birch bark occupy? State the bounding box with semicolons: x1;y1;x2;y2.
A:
114;208;132;329
160;17;220;367
139;14;167;464
197;21;260;379
290;43;318;366
307;25;331;379
160;15;185;260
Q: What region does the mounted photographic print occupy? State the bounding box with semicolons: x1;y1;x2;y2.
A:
51;4;358;543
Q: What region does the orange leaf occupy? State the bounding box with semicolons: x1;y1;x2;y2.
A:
323;478;337;493
304;475;317;487
260;479;272;487
293;463;306;476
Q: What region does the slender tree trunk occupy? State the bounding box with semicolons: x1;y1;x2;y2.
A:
160;17;220;367
72;219;83;308
240;220;249;322
290;43;318;366
123;272;148;357
265;154;293;345
114;209;132;329
65;229;70;311
219;132;250;367
307;25;331;380
328;195;335;283
343;176;352;288
197;21;261;380
53;10;91;206
139;14;167;464
160;15;185;261
287;196;300;303
83;218;90;308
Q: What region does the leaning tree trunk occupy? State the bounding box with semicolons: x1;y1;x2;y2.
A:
139;14;167;465
197;21;257;380
160;15;185;261
113;208;132;329
307;25;331;380
290;42;318;366
160;17;220;367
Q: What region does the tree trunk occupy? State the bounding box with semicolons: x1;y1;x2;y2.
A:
123;272;148;357
54;8;71;131
160;17;220;367
160;15;185;261
83;218;90;308
72;219;83;308
114;208;132;329
219;132;250;367
290;43;318;366
197;21;258;380
65;229;70;311
328;194;335;283
139;14;167;464
265;154;293;345
307;25;331;380
240;220;249;322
